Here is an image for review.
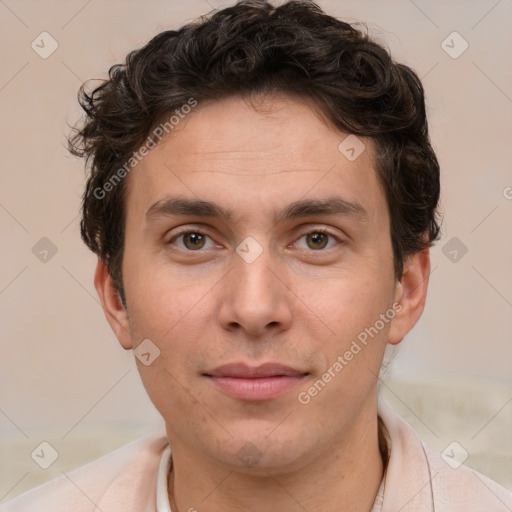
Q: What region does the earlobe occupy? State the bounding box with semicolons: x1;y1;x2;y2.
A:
387;249;431;346
94;259;133;350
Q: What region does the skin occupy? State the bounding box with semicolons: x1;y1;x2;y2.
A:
95;94;430;512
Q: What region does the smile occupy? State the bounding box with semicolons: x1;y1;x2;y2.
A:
204;363;309;401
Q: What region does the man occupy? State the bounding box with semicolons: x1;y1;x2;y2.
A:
2;1;511;510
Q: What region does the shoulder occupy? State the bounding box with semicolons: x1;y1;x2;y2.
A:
0;430;169;512
378;398;512;511
424;446;512;511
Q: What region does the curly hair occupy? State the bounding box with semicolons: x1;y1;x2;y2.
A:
68;0;441;305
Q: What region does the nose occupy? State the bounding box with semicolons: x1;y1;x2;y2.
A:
217;248;293;339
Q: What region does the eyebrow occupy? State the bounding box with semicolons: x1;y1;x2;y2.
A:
145;196;369;225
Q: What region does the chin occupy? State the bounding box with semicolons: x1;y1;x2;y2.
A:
209;428;312;476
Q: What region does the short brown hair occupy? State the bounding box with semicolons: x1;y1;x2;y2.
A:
69;0;441;305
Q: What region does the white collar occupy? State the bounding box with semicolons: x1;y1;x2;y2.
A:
156;445;172;512
371;473;386;512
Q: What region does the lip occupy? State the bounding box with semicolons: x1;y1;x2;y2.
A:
204;363;308;401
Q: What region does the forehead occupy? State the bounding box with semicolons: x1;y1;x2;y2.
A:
124;94;387;227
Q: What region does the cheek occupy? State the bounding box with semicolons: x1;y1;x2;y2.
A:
124;249;206;330
300;278;394;398
299;279;393;403
300;270;393;337
124;277;211;412
124;268;220;389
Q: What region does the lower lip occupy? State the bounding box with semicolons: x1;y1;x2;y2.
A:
208;375;306;401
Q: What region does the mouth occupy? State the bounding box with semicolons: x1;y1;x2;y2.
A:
204;363;309;401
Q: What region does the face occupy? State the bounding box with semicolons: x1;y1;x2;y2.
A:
96;94;429;474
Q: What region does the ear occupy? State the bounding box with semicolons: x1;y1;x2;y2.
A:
388;248;431;346
94;259;133;350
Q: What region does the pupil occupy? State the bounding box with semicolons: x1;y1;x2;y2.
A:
307;232;328;249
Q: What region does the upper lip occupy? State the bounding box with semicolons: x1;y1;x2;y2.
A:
205;363;307;378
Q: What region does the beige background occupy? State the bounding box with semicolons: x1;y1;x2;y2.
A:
0;0;511;500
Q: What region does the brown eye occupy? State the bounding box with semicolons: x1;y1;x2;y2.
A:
305;232;329;250
182;232;207;250
294;230;340;252
169;231;216;251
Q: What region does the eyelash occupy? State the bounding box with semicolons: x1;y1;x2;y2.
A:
167;228;341;252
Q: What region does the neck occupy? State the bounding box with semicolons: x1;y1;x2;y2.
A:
167;403;385;512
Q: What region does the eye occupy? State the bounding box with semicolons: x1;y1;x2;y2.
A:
294;230;339;251
170;231;217;251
